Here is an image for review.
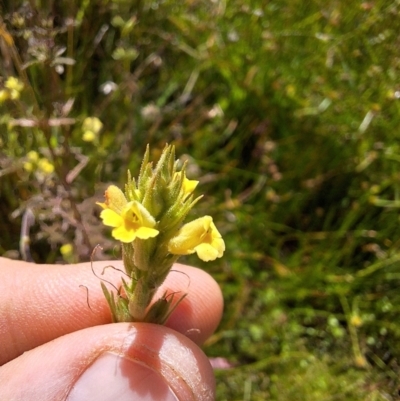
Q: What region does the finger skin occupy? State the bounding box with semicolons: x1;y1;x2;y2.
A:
0;258;223;365
0;323;216;401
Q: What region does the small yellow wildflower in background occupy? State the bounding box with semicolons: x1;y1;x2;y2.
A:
23;151;54;176
350;314;363;328
23;151;40;172
60;243;75;263
23;161;34;173
0;76;24;102
60;243;73;255
5;76;24;99
82;117;103;142
97;145;225;324
37;158;55;175
26;150;39;162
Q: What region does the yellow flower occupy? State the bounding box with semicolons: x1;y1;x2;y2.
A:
23;151;40;172
82;117;103;142
5;76;24;92
350;314;363;328
5;76;24;99
38;158;55;174
168;216;225;261
82;130;96;142
60;243;73;256
98;185;159;243
23;161;34;172
27;150;39;162
182;176;198;196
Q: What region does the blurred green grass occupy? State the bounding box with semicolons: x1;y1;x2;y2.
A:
1;0;400;399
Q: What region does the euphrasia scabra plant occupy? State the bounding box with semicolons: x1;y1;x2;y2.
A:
97;144;225;324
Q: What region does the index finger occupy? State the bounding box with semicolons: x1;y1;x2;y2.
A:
0;258;223;365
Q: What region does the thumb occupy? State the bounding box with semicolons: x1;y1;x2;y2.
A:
0;323;215;401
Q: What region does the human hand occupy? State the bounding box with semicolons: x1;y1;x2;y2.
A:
0;258;223;400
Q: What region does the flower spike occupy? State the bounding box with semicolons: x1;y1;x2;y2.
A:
97;145;225;324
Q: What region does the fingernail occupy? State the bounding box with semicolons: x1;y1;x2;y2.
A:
67;352;179;401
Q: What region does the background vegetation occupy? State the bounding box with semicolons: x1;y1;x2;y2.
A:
1;0;400;399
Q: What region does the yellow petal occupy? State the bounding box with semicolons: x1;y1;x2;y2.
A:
183;177;199;194
82;117;103;134
112;226;137;242
98;185;128;214
38;158;54;174
23;161;34;172
211;237;225;257
194;243;219;261
5;76;23;92
167;217;207;254
111;225;158;243
167;237;195;255
27;150;39;162
135;227;160;239
100;209;123;227
83;130;96;142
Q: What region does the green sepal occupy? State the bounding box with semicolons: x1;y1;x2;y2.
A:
122;242;136;276
143;291;187;325
101;282;131;322
125;170;140;202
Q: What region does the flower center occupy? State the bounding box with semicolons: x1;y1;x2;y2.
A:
123;207;141;230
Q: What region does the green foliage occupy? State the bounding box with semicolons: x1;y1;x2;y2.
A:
1;0;400;398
